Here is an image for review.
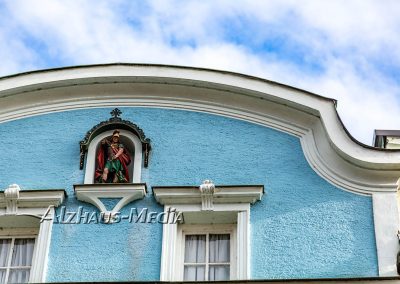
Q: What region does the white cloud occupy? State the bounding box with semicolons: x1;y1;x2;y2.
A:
1;0;400;144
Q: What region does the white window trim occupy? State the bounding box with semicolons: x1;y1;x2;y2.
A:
372;191;400;276
84;129;143;184
179;224;237;281
0;184;65;283
153;181;263;281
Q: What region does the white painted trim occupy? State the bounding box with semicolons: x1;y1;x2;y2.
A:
156;183;257;281
173;203;250;212
160;213;177;281
0;185;65;283
0;65;398;195
30;207;54;282
160;205;249;281
153;185;263;205
0;186;64;211
373;193;400;276
0;187;65;214
84;130;142;184
74;183;146;214
237;208;250;279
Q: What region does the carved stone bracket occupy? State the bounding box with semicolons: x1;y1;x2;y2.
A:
74;183;147;223
4;184;20;214
79;108;151;170
199;180;215;211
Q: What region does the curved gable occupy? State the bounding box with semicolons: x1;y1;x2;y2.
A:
0;63;399;195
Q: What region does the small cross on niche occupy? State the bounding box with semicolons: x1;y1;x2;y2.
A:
110;108;122;118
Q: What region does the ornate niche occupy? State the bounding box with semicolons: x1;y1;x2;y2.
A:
74;109;151;219
79;108;151;184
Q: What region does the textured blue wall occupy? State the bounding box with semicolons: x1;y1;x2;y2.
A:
0;107;377;281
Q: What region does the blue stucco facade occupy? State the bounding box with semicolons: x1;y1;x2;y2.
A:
0;107;377;281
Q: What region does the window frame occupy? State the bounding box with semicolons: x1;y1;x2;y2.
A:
0;185;65;283
179;224;237;281
0;214;53;284
154;183;263;281
0;232;38;283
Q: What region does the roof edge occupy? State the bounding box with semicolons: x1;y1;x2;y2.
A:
0;62;336;103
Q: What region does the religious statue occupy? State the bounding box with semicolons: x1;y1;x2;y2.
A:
95;130;131;183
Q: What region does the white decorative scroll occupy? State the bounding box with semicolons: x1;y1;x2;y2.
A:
4;184;20;214
199;180;215;211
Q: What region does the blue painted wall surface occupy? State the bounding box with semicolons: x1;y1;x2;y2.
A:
0;107;377;281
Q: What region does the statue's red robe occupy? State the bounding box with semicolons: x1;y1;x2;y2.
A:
95;144;131;183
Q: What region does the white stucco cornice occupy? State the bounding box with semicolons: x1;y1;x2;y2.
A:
0;184;65;215
0;63;399;195
153;184;264;206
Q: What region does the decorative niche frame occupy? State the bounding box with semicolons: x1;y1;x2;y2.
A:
75;109;150;218
79;108;151;183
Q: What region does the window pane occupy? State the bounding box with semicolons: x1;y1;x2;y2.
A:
11;239;35;267
8;269;30;283
0;239;11;267
209;234;230;263
0;269;6;283
184;265;205;281
184;235;206;263
209;265;230;281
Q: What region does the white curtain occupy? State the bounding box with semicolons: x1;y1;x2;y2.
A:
0;239;10;284
184;234;230;281
8;269;30;284
11;239;35;267
0;238;34;283
0;270;6;284
0;239;10;267
184;235;206;281
7;238;34;283
209;234;230;281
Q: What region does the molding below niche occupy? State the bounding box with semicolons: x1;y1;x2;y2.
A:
73;183;147;217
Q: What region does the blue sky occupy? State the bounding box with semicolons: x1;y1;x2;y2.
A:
1;0;400;144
